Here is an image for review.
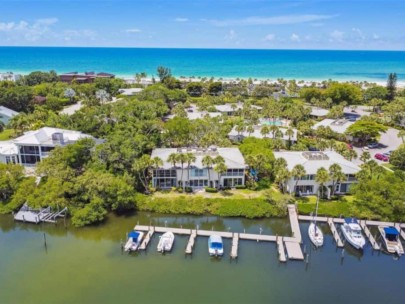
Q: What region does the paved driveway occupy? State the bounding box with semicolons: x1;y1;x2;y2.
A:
352;128;402;165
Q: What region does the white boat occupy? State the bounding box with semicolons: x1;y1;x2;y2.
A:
378;226;404;256
341;218;366;250
208;235;224;256
308;195;324;247
308;222;324;247
124;230;144;252
157;232;175;253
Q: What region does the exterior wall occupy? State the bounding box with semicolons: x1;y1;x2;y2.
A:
152;167;245;189
285;175;357;197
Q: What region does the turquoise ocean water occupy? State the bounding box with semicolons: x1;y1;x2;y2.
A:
0;47;404;81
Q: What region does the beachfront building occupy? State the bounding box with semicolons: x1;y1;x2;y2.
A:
273;151;360;197
0;106;18;125
59;72;115;83
0;72;22;82
0;127;96;166
214;103;262;116
228;125;297;143
312;118;354;137
151;147;247;189
309;107;329;119
118;88;144;96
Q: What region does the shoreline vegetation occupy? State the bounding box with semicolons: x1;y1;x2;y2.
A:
1;68;404;227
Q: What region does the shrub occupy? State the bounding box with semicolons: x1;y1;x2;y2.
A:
185;187;193;193
71;204;107;227
205;187;218;193
235;185;247;189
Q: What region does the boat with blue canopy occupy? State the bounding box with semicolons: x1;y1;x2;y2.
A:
124;230;144;252
208;235;224;256
378;226;404;256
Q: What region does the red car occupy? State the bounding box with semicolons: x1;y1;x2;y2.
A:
374;153;389;162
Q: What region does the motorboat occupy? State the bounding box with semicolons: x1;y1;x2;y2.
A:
208;235;224;256
341;218;366;250
308;195;324;247
124;230;144;252
157;232;175;253
308;222;324;247
378;226;404;256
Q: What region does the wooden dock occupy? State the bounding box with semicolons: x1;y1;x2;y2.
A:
230;233;239;259
359;220;380;250
13;204;67;224
139;227;155;250
327;218;344;247
185;230;197;254
284;241;304;260
277;237;287;262
288;205;302;242
394;224;405;241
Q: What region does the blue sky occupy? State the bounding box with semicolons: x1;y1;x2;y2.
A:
0;0;404;50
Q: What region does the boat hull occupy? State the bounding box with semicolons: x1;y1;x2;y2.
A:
124;231;144;252
157;232;175;253
378;226;404;256
308;223;324;247
340;223;365;250
208;235;224;256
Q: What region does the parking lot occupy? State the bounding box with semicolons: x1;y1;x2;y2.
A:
353;128;402;165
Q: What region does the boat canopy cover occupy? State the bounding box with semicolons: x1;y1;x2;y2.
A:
129;231;140;239
384;227;399;236
210;242;223;249
345;218;358;224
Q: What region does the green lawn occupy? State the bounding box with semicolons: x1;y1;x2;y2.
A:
0;129;14;141
296;195;354;217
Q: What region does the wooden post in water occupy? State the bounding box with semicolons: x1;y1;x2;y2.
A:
43;233;47;248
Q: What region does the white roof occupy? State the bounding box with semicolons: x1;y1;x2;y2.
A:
273;151;360;175
0;106;19;118
118;88;143;95
228;126;297;141
0;141;18;156
312;119;354;134
151;147;246;169
310;107;329;117
215;103;262;113
13;127;93;146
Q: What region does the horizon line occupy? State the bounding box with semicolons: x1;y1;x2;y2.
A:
0;45;404;52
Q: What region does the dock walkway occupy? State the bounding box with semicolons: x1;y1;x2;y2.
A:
277;237;286;262
327;218;344;247
288;205;301;242
230;233;239;259
139;227;154;250
359;220;380;250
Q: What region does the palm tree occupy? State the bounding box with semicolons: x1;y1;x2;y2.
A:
275;167;290;193
235;123;245;137
328;164;346;196
246;125;255;137
291;164;306;196
214;155;225;165
214;162;227;189
315;167;330;199
343;149;358;161
150;156;163;188
186;152;196;189
202;155;215;188
285;127;295;147
270;125;279;138
260;126;270;138
360;151;371;163
177;153;188;189
398;130;405;143
316;139;328;151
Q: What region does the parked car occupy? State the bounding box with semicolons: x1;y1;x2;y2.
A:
308;147;320;151
383;150;394;157
347;143;353;150
375;153;389;162
367;142;380;149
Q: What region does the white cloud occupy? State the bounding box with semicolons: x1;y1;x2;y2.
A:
373;33;380;40
290;33;300;42
264;34;276;41
174;18;189;22
329;30;344;42
0;18;59;41
352;27;365;41
125;28;141;33
225;29;237;41
64;29;96;41
207;14;337;27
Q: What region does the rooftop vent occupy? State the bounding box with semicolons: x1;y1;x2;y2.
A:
302;151;329;161
51;132;64;145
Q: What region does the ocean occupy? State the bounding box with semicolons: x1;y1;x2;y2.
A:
0;47;404;81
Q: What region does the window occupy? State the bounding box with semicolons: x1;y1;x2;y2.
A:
191;169;207;177
224;169;244;176
189;180;207;187
153;169;176;178
294;185;314;195
41;146;55;153
20;146;39;154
